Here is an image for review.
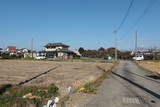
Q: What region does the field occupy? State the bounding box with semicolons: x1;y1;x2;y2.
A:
137;61;160;75
0;60;114;98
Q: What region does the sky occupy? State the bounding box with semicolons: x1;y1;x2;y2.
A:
0;0;160;51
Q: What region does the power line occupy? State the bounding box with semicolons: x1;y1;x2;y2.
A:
115;0;135;32
128;0;158;51
113;0;135;61
133;0;158;29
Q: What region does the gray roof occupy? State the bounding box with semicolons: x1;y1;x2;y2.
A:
44;43;69;48
0;48;3;50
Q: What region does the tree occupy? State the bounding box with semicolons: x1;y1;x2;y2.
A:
98;47;105;52
78;47;85;55
106;47;121;58
120;51;132;60
147;47;159;60
83;50;99;58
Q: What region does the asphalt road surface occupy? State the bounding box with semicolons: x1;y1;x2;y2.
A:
85;60;160;107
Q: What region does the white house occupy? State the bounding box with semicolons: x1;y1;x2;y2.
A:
0;48;3;52
44;43;75;59
0;48;3;56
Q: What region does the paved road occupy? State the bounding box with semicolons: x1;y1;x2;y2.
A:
85;60;160;107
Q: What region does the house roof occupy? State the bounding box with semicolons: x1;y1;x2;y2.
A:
0;48;3;50
7;46;16;47
7;46;16;50
44;43;69;48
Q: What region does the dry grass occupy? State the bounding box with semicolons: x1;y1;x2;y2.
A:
0;60;113;98
137;61;160;75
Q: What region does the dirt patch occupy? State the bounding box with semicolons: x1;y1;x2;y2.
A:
0;60;114;100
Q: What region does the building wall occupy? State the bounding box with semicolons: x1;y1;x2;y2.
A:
58;52;68;57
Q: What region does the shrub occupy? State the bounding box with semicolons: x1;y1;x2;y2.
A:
1;53;10;59
1;84;59;106
48;84;59;96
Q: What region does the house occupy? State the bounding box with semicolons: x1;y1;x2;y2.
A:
6;46;16;53
0;48;3;52
6;46;17;55
17;48;30;54
5;46;31;58
0;48;3;56
44;43;75;60
16;48;31;58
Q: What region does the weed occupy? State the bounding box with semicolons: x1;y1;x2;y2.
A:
48;84;59;96
0;84;59;107
81;83;97;94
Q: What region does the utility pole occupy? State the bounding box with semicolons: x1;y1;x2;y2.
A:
31;38;33;58
114;31;118;61
135;31;138;55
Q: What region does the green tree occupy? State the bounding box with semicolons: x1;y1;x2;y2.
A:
98;47;105;52
78;47;85;55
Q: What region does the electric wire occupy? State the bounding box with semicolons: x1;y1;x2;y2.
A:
115;0;135;33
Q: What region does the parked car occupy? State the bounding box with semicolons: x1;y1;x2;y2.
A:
133;55;144;61
35;56;46;60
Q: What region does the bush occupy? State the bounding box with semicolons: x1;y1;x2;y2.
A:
0;96;29;107
144;54;154;60
1;84;59;106
7;85;59;98
1;53;21;59
1;53;10;59
48;84;59;96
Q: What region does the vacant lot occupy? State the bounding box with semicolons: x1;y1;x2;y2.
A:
0;60;113;97
137;61;160;75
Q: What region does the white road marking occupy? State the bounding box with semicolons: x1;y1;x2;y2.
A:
122;97;141;104
135;98;140;104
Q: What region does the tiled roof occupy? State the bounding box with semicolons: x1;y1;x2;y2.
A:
44;43;69;47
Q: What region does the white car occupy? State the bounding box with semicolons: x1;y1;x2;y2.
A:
133;55;144;61
35;56;46;60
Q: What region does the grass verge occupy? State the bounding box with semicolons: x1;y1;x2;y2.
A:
135;61;160;75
